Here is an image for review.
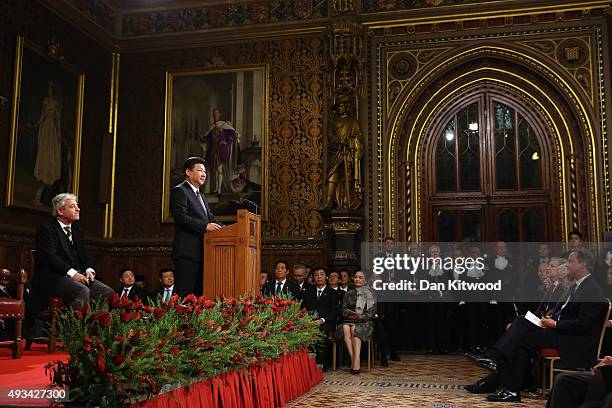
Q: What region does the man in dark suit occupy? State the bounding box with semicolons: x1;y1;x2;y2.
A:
116;268;148;304
291;263;313;300
303;267;340;370
547;357;612;408
466;248;607;402
32;193;114;312
153;268;176;303
170;157;223;297
261;261;300;299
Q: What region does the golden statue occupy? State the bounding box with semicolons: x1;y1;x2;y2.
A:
323;94;363;209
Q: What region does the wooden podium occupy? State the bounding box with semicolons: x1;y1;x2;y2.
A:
203;209;261;299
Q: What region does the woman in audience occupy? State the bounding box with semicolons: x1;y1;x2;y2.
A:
337;270;376;374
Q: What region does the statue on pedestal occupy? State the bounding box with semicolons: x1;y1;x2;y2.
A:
323;94;363;210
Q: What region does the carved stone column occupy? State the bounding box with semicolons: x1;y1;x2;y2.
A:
321;1;366;270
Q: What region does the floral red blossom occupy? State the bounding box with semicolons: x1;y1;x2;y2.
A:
120;312;132;323
112;354;125;365
182;294;197;304
153;308;165;319
95;354;106;372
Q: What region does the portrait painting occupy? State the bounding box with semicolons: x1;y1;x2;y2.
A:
162;65;268;222
6;36;84;211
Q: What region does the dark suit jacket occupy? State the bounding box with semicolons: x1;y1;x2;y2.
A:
553;275;607;367
117;286;148;303
534;283;564;315
153;287;177;302
0;284;15;298
303;286;340;332
170;180;220;263
261;280;301;300
32;219;93;308
297;282;314;300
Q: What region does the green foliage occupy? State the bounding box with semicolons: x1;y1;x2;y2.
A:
47;293;321;407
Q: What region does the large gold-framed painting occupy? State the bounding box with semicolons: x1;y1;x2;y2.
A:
162;65;268;223
6;36;84;211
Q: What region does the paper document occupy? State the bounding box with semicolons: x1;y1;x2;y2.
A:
525;311;544;328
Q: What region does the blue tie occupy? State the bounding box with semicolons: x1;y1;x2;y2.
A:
195;191;208;216
275;282;282;295
555;284;577;321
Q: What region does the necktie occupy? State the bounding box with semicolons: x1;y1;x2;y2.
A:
555;284;577;320
317;289;322;299
164;288;171;302
64;226;73;243
275;282;282;295
122;288;129;299
195;191;208;216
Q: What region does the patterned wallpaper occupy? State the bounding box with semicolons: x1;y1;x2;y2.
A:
0;0;112;237
113;37;324;239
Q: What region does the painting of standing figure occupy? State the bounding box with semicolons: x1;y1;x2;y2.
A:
7;36;84;211
163;65;267;222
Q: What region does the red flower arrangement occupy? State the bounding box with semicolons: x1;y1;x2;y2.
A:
47;294;321;408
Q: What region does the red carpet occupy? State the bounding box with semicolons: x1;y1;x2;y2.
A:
0;342;68;406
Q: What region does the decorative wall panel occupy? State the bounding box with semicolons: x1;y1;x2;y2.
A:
0;0;112;238
114;37;324;239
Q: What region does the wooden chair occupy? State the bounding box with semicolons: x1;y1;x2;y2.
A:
22;249;60;353
332;334;374;372
0;268;27;358
539;300;612;395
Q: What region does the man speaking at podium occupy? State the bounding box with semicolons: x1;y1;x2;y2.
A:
170;157;223;297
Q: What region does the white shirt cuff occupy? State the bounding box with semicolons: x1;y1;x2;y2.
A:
320;318;325;323
86;268;96;279
67;268;78;278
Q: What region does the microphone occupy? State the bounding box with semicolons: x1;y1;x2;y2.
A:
240;198;260;215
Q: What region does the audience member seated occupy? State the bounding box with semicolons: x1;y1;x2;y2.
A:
134;274;147;290
117;268;148;304
291;263;313;299
337;270;376;375
339;270;353;292
465;249;607;403
534;259;565;316
32;193;113;314
261;261;300;299
259;271;269;290
306;269;314;285
303;267;339;371
547;356;612;408
155;268;176;303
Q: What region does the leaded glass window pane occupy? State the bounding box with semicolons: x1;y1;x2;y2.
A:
436;119;456;192
495;103;516;190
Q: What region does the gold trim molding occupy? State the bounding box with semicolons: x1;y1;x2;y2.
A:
373;25;607;242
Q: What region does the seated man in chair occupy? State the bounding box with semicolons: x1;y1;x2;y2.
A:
32;193;114;315
466;248;607;402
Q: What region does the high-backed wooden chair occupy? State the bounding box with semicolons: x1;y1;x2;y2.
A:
0;268;27;358
22;249;60;353
539;300;612;395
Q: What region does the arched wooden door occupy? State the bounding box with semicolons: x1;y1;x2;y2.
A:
424;89;557;242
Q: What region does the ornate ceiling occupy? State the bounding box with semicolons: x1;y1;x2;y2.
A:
38;0;612;51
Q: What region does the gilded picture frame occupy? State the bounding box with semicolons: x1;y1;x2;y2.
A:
6;36;84;212
162;65;269;223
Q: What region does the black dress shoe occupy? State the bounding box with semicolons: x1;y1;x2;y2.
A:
486;388;521;402
464;378;496;394
380;358;389;367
